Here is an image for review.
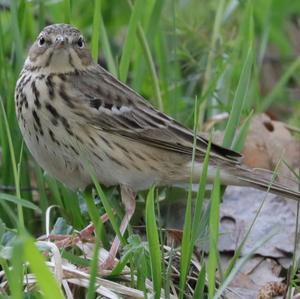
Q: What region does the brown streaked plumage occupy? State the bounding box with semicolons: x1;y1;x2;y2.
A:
15;24;300;269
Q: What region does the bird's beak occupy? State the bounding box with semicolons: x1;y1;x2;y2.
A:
55;35;66;49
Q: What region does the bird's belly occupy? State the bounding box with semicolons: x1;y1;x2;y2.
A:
17;105;158;190
90;155;159;191
17;116;90;189
16;83;90;188
16;77;187;191
84;131;189;191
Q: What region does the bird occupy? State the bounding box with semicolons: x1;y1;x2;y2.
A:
15;23;300;269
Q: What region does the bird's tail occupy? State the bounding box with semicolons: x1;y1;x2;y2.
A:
232;166;300;201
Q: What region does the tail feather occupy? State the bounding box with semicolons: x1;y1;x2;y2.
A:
236;167;300;201
190;161;299;200
252;168;300;186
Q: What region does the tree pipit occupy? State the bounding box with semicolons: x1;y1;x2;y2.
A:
15;24;300;269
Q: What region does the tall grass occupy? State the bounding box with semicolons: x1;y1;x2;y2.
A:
91;0;101;61
146;187;162;299
0;0;299;298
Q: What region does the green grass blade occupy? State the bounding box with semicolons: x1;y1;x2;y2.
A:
191;136;211;243
223;3;254;148
146;0;165;41
231;109;254;152
9;239;24;299
83;159;124;247
0;14;8;96
155;31;171;113
179;97;200;299
0;100;18;191
193;264;206;299
100;16;117;76
0;259;22;299
0;98;24;228
64;0;71;24
91;177;124;244
0;201;18;224
0;193;40;211
92;0;101;61
11;0;23;72
132;0;165;108
222;46;253;148
207;170;221;298
146;187;161;299
60;187;84;228
46;176;64;207
83;191;103;233
136;23;163;111
119;0;144;82
86;222;101;299
197;0;226;129
262;56;300;111
178;189;192;299
62;251;91;267
33;164;49;218
38;0;46;30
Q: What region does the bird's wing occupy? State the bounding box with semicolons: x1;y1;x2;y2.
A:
70;65;241;163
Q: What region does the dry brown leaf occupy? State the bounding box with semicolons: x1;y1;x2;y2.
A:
242;114;299;188
204;113;299;188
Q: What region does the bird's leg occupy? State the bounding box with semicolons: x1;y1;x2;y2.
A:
100;185;136;270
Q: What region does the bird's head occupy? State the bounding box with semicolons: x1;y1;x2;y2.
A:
25;24;94;73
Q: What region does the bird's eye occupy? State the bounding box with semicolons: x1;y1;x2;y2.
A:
38;36;45;47
77;37;84;48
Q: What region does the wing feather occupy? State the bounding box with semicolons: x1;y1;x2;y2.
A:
70;65;241;163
